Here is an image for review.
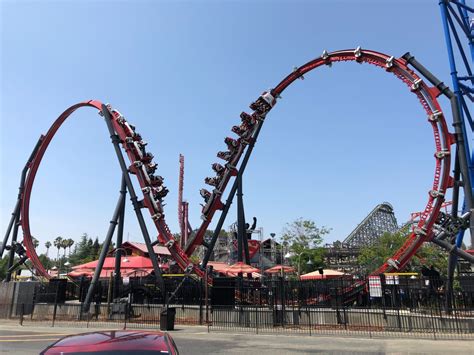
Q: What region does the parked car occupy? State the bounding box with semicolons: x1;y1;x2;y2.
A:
40;330;179;355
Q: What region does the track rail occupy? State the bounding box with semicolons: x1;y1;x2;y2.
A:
186;48;453;275
20;48;453;279
21;101;104;278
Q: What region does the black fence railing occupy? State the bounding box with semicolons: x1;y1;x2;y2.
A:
209;305;474;339
30;275;474;311
1;274;472;339
1;301;472;340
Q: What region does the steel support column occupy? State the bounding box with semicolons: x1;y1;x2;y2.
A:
113;174;127;300
101;105;166;303
201;120;264;268
82;181;125;312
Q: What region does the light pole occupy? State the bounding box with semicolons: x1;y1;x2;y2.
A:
64;261;71;276
51;265;58;278
296;251;313;277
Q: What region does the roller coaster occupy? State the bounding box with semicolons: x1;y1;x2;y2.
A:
2;1;474;310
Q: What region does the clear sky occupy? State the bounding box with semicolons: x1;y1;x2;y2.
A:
0;0;461;254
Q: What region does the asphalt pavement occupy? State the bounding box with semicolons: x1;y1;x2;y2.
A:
0;321;473;354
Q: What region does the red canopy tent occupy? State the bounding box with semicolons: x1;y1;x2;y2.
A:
69;256;168;279
264;265;295;274
206;261;230;274
225;262;260;276
72;256;154;270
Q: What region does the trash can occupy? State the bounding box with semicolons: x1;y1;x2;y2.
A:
160;307;176;331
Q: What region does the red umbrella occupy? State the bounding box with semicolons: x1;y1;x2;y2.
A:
264;265;295;274
68;269;92;278
225;262;260;275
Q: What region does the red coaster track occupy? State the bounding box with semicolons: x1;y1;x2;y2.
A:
19;48;453;279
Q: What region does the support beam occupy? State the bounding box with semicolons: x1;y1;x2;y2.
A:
201;120;264;269
402;53;474;243
82;182;125;312
237;174;244;263
1;136;43;261
432;238;474;263
5;217;21;282
0;201;20;259
101;105;166;303
237;174;250;264
113;174;127;301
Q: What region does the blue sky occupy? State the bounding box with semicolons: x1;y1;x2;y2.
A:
0;0;460;254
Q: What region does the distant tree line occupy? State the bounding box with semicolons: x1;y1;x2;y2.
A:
0;233;113;280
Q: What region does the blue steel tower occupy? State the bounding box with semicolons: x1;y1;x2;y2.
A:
439;0;474;304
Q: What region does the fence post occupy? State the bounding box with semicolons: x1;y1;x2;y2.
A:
52;302;58;328
366;306;372;338
52;284;60;328
123;303;128;330
429;303;436;340
205;267;209;326
396;307;402;332
308;307;312;336
199;279;203;325
343;307;347;330
255;305;258;334
453;306;460;334
19;303;24;326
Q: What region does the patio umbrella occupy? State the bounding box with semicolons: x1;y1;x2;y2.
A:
264;265;295;274
68;269;92;278
225;262;260;275
300;269;347;280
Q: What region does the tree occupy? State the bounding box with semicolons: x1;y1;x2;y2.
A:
358;230;449;275
358;231;405;274
92;237;100;259
0;256;11;280
38;254;52;270
69;233;90;265
53;237;63;260
61;239;69;257
282;218;330;250
281;218;330;275
45;241;52;257
66;238;74;256
31;236;39;249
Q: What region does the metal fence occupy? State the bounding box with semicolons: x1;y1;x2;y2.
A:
30;275;474;311
1;275;473;339
210;305;474;339
0;301;472;340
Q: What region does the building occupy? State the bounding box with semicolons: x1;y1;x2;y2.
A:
109;241;171;260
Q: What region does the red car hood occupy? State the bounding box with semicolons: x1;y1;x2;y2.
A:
42;330;173;354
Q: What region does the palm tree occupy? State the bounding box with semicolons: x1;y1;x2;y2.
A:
61;239;68;258
67;239;75;256
45;241;51;257
54;237;63;260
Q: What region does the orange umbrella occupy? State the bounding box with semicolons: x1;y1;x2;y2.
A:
300;269;347;280
264;265;295;274
225;262;260;275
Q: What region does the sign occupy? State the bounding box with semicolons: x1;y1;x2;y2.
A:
385;275;399;285
123;277;130;285
368;276;382;297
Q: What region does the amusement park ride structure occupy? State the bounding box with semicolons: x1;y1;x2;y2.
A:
343;203;398;249
438;0;474;304
2;1;474;310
